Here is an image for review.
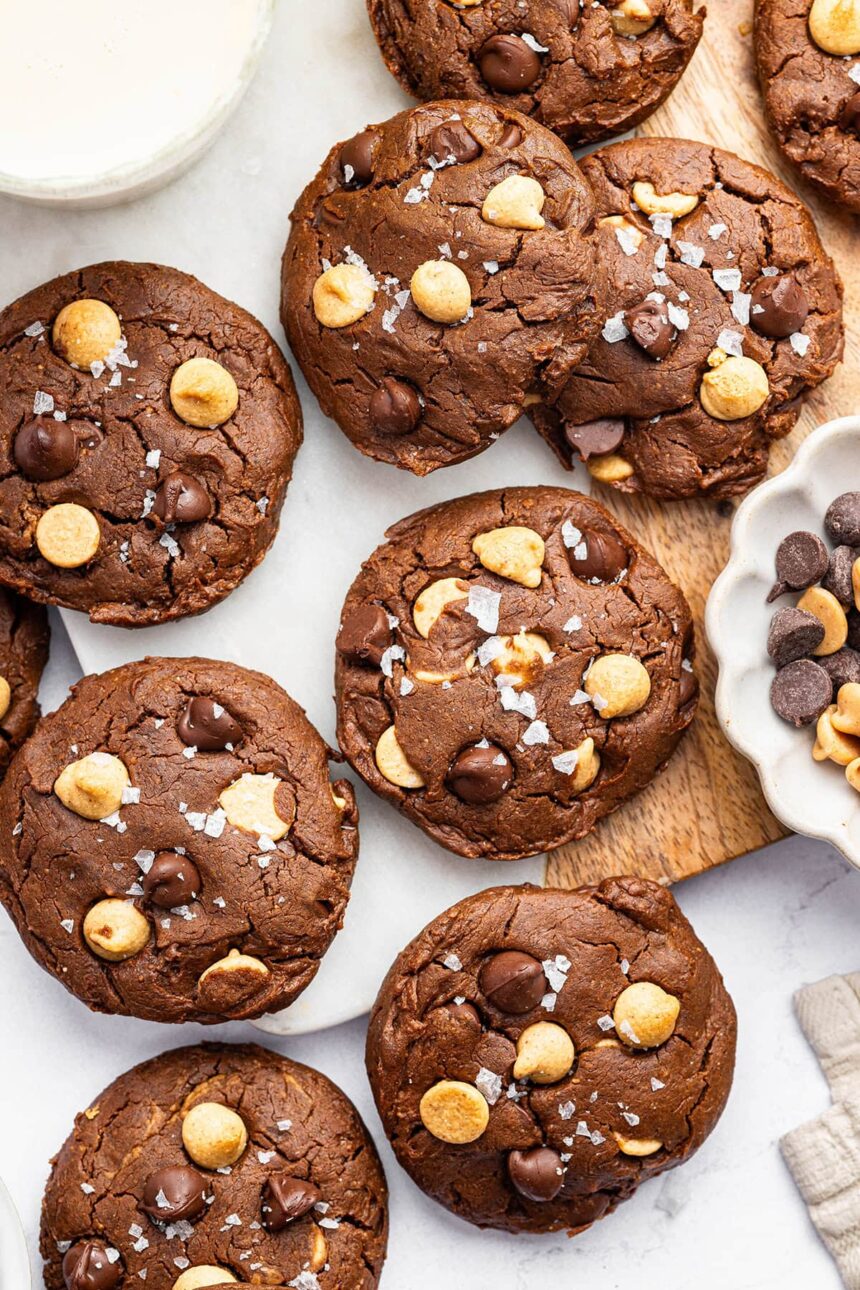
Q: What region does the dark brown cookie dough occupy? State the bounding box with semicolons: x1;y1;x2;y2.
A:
335;486;697;861
0;587;48;780
281;101;598;475
41;1043;388;1289
366;0;705;147
0;657;358;1024
756;0;860;213
0;262;302;627
530;138;844;500
367;878;736;1234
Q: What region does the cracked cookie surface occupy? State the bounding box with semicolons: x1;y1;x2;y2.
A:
41;1042;388;1289
0;657;358;1024
756;0;860;213
335;486;697;860
0;262;302;626
530;138;844;500
0;586;48;780
280;101;598;475
366;0;704;147
366;878;736;1234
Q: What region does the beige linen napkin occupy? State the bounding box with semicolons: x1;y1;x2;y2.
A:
781;973;860;1287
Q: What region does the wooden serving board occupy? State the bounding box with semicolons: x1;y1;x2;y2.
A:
548;0;860;889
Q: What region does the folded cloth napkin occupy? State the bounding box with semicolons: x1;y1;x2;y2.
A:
782;973;860;1288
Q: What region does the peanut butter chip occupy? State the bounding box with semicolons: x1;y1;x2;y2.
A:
410;261;472;324
832;682;860;736
52;298;122;368
512;1021;575;1083
198;949;270;1005
699;353;769;421
413;577;469;638
809;0;860;54
309;1226;328;1272
610;0;657;34
83;899;150;962
491;631;553;688
54;751;130;819
585;654;651;718
482;174;546;230
419;1079;490;1143
847;757;860;792
173;1267;238;1290
0;676;10;722
813;705;860;765
587;453;634;484
614;1133;663;1156
613;981;680;1048
797;586;849;656
632;181;699;218
182;1102;248;1169
313;262;377;328
36;503;100;568
170;357;239;428
218;772;293;840
375;725;426;788
472;525;545;587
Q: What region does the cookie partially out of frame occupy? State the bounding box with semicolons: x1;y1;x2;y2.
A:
367;878;736;1234
0;586;49;781
41;1043;388;1289
0;657;358;1024
0;262;302;626
335;486;697;860
531;138;844;500
366;0;705;148
281;101;598;475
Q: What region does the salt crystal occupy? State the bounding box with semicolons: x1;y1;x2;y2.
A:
666;302;689;331
399;677;414;696
61;919;74;933
614;225;640;256
466;585;501;634
602;311;629;343
731;292;752;326
570;689;590;706
713;267;742;292
563;615;582;633
443;952;462;970
790;332;810;357
380;644;406;677
25;321;45;336
707;223;727;239
159;531;180;558
522;720;549;745
649;212;673;239
521;32;549;51
543;955;571;992
561;520;582;549
676;241;704;268
651;1077;665;1091
717;328;744;357
477;635;504;666
483;260;500;275
475;1067;503;1104
558;1100;576;1120
597;1014;615;1031
33;390;54;415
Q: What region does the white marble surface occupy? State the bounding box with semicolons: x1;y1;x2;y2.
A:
0;1;855;1286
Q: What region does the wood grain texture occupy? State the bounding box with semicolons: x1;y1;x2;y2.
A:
547;0;859;888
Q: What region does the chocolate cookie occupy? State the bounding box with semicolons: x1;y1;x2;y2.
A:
366;0;705;147
0;658;358;1023
366;877;736;1234
0;587;48;780
0;262;302;626
756;0;860;213
335;486;697;860
530;138;844;500
41;1043;388;1289
281;101;598;475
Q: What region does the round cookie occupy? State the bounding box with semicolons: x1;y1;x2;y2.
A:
530;137;844;500
0;657;358;1024
756;0;860;213
366;0;704;147
0;262;302;626
366;877;736;1234
335;486;697;861
41;1043;388;1289
0;587;49;780
281;101;598;475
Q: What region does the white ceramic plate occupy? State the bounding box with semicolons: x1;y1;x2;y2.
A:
706;416;860;867
0;1175;31;1289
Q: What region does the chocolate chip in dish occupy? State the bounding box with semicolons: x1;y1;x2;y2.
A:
335;486;698;861
529;137;844;500
766;495;860;793
0;587;48;781
0;262;302;626
280;101;598;475
41;1043;388;1290
755;0;860;213
366;877;736;1233
365;0;704;148
0;658;358;1024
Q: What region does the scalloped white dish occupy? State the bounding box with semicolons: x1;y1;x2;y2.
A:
707;416;860;868
0;1175;31;1288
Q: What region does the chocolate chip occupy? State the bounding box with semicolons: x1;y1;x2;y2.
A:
177;696;242;751
340;131;377;188
679;663;698;708
564;418;626;460
767;606;826;668
142;851;201;908
370;378;422;436
626;299;674;360
13;417;79;481
823;545;859;606
479;34;542;93
770;658;832;726
445;1000;482;1029
507;1147;565;1202
567;529;629;582
498;120;524;148
849;611;860;651
820;648;860;691
750;274;809;339
825;493;860;548
767;530;829;600
141;1165;208;1223
337;603;391;666
839;91;860;137
62;1241;122;1290
479;950;547;1013
261;1175;322;1231
151;471;211;524
446;743;513;804
426;121;481;165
